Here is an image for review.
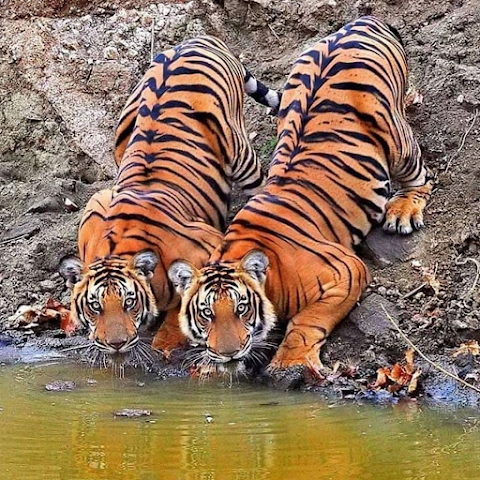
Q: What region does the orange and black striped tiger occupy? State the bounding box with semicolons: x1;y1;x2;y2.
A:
59;35;281;363
168;17;433;375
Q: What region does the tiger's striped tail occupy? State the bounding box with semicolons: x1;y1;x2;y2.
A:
244;69;282;115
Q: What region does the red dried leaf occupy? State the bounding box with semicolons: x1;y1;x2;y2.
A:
373;367;391;388
388;363;412;386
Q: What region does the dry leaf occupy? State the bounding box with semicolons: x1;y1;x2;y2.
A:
373;367;390;388
421;267;441;295
407;368;422;394
453;340;480;357
405;349;415;375
388;363;412;386
372;350;421;395
43;297;76;335
7;297;75;335
406;85;424;107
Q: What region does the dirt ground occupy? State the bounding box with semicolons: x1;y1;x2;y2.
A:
1;0;480;406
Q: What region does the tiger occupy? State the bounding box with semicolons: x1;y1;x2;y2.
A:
59;35;281;364
167;17;433;376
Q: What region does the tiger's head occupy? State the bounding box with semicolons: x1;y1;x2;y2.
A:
59;250;158;358
168;250;276;373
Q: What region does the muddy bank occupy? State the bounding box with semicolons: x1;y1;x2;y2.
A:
1;0;480;406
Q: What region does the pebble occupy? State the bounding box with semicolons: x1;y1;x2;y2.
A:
114;409;151;418
414;292;425;300
39;279;56;292
45;380;76;392
103;46;120;60
377;286;387;296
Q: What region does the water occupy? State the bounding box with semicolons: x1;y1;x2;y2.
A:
0;362;479;480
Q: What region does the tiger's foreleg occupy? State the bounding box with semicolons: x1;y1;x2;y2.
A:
151;307;188;358
268;255;370;373
384;121;433;235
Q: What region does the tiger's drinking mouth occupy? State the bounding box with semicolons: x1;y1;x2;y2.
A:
168;250;277;376
60;250;159;368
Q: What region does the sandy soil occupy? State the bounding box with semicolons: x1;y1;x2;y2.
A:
1;0;480;405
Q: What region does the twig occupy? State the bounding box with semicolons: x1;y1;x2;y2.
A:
455;255;480;302
150;18;155;63
445;109;479;173
59;344;91;353
381;305;480;395
403;282;427;299
268;23;281;43
0;233;31;245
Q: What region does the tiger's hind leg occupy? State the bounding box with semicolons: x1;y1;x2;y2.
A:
383;121;433;235
268;254;370;373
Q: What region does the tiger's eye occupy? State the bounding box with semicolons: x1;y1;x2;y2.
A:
202;308;213;317
90;301;102;312
124;297;136;309
237;304;248;315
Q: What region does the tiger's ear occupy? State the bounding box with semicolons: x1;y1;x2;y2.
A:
59;255;85;289
239;249;269;285
133;250;158;280
168;260;199;296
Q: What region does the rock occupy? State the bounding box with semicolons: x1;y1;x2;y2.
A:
259;365;305;391
0;219;41;244
45;380;76;391
103;46;120;60
348;293;398;339
27;196;64;213
360;228;426;267
0;334;14;347
38;279;57;293
114;408;151;418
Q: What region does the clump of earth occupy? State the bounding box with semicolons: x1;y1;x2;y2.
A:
1;0;480;407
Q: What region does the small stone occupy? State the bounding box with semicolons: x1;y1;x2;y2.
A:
377;286;387;296
103;46;120;60
63;197;79;212
114;409;151;418
205;414;213;423
39;280;56;293
414;291;425;300
457;94;465;103
45;380;76;392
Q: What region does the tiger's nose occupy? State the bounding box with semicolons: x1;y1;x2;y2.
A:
108;340;127;351
217;347;241;360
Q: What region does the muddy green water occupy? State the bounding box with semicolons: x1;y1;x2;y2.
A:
1;362;480;480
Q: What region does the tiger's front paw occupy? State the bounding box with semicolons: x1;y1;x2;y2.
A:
151;327;187;360
268;347;323;373
383;195;426;235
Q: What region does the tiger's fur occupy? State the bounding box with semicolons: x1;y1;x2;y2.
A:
170;17;432;374
59;36;281;361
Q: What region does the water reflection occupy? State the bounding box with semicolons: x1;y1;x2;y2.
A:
0;363;479;480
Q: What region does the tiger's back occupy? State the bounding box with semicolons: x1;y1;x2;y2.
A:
269;16;426;249
61;35;280;359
